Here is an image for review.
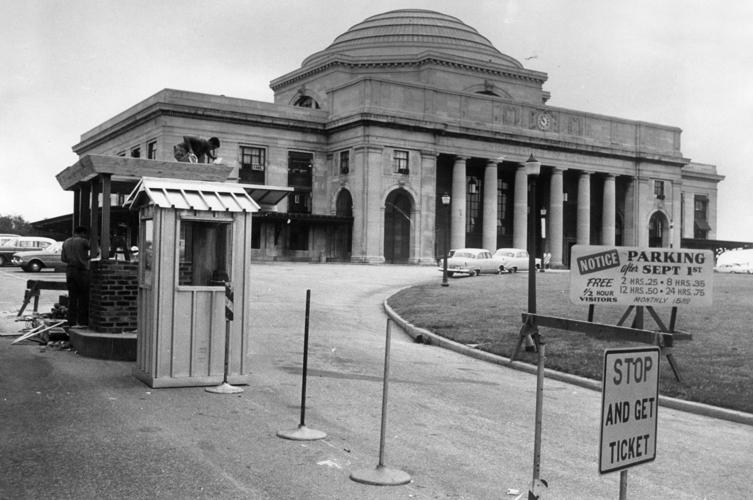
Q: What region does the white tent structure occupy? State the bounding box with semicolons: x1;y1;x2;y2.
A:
715;248;753;273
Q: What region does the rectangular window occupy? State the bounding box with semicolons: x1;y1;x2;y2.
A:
694;195;710;239
147;140;157;159
654;180;665;199
467;176;481;233
178;219;230;286
251;219;261;249
288;151;313;214
497;180;510;235
142;219;154;277
239;146;266;184
393;150;409;174
340;150;350;174
130;147;141;158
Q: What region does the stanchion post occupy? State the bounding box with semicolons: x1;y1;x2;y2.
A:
350;319;411;486
206;282;243;394
277;289;326;441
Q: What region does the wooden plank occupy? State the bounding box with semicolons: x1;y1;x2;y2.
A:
521;313;669;345
57;155;233;190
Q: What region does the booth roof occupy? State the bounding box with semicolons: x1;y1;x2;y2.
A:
124;177;261;213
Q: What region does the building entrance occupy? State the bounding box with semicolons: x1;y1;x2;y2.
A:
384;189;412;263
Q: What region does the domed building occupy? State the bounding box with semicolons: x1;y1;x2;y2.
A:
58;9;723;267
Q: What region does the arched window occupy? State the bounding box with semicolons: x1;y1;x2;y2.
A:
293;95;320;109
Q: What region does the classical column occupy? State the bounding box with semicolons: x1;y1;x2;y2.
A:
577;171;591;245
450;157;467;250
549;168;564;267
419;151;438;264
482;159;499;251
623;177;636;246
602;174;616;246
513;165;528;249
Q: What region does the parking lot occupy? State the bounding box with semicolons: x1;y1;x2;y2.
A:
1;262;751;499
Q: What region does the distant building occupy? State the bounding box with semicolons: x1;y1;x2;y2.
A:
60;9;723;266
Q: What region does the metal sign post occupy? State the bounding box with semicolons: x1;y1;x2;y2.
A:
350;319;411;486
206;282;243;394
278;289;326;441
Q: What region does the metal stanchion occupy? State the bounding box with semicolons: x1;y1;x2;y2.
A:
350;319;411;486
206;282;243;394
277;289;326;441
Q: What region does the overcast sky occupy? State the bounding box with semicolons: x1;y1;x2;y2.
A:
1;0;751;242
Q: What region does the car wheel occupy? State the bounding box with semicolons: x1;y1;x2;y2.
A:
447;272;455;278
27;261;43;272
498;266;506;274
509;267;517;273
469;269;478;277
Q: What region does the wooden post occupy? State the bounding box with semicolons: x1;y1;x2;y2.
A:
101;173;112;260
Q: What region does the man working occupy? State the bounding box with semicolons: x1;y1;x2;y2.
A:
173;136;221;163
61;226;91;327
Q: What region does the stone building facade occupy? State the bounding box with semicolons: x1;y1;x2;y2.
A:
67;9;723;267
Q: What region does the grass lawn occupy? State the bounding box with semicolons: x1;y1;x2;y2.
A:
387;271;753;414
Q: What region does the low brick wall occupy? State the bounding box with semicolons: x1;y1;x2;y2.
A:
89;260;138;333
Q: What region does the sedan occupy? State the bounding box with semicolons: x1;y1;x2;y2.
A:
493;248;542;273
438;248;500;277
11;242;65;272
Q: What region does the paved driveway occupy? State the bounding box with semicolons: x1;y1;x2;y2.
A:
1;263;750;499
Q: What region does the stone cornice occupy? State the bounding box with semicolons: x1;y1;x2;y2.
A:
270;53;548;91
324;112;690;167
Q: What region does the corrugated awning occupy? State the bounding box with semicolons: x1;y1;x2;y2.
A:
124;177;260;213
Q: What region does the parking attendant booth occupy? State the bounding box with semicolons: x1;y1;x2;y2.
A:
125;177;259;388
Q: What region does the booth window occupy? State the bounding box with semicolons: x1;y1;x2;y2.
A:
142;219;154;281
179;220;231;286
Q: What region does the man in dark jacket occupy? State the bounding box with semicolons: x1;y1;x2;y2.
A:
173;136;220;163
61;226;91;327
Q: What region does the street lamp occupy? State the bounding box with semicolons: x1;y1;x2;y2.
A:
441;192;451;287
524;154;541;313
522;153;546;499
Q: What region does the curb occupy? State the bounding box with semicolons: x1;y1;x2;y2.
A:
383;300;753;427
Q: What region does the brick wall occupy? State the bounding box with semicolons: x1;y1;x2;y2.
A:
89;260;138;333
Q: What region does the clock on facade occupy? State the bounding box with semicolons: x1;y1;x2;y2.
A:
536;112;553;130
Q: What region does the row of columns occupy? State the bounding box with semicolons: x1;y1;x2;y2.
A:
447;157;618;268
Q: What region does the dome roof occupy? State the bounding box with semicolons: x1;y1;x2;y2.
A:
301;9;523;69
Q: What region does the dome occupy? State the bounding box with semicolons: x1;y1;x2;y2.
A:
301;9;523;69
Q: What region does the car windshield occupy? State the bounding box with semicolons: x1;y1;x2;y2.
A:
45;242;63;252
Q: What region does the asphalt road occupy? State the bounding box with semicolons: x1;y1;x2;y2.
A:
0;263;751;499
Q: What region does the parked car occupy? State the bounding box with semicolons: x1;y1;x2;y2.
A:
438;248;499;277
493;248;542;273
11;241;66;272
0;236;56;266
0;234;19;246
